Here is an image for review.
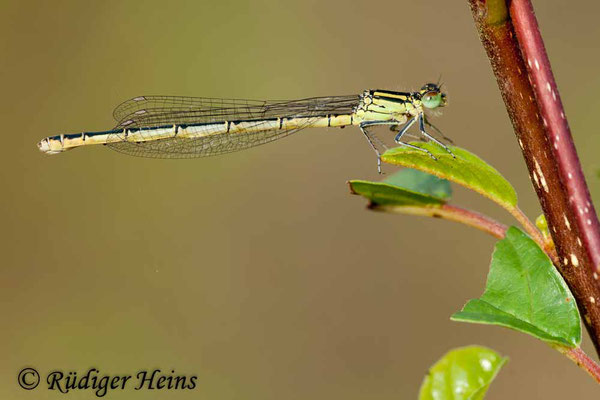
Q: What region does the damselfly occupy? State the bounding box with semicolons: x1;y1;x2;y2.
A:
37;83;452;172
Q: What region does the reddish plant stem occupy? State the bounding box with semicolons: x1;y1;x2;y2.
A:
372;203;508;239
557;346;600;384
510;1;600;277
466;0;600;357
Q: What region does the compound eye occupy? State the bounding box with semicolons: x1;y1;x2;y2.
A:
422;91;442;109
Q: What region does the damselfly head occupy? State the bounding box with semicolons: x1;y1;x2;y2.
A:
419;83;447;109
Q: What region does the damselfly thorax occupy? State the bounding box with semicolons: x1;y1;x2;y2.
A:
37;83;452;172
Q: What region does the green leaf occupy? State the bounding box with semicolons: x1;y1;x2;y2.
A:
419;346;506;400
383;168;452;200
348;180;445;207
382;142;517;210
348;167;451;207
452;227;581;347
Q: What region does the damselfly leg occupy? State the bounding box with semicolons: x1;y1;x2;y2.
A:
359;123;385;174
424;116;453;144
392;117;437;160
393;117;416;142
360;119;438;171
418;114;455;157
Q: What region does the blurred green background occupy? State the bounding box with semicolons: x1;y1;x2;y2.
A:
2;1;599;398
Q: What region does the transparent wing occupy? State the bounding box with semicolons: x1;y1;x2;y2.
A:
113;96;270;128
113;95;358;128
108;95;359;158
